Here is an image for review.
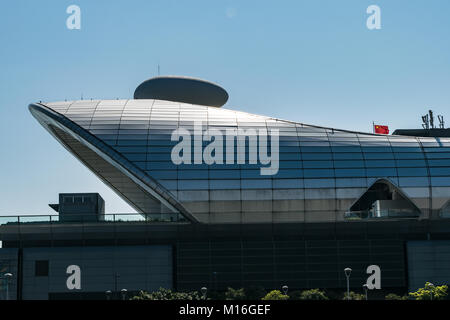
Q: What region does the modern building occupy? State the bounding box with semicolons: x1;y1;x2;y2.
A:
49;193;106;223
1;76;450;299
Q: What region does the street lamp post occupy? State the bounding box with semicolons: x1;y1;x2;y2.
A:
344;268;352;300
201;287;207;300
4;273;12;301
121;289;128;301
212;272;218;292
282;285;289;295
362;284;368;301
429;283;435;301
114;273;120;299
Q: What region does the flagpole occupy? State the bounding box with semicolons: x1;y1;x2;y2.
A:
372;122;375;134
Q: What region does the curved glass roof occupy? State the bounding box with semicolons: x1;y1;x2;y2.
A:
29;99;450;224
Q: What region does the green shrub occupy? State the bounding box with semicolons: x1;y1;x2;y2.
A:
130;288;202;300
385;293;408;300
261;290;289;300
342;291;365;300
207;290;226;300
225;287;246;300
287;291;303;300
244;286;266;300
297;289;328;300
409;282;448;300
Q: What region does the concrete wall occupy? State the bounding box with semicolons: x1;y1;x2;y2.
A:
0;248;18;300
407;240;450;291
21;245;172;300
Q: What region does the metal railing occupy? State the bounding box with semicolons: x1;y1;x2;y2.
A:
0;213;187;226
345;209;420;220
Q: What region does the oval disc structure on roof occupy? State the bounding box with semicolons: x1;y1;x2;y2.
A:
134;76;229;107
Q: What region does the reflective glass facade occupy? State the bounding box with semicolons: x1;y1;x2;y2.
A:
29;100;450;224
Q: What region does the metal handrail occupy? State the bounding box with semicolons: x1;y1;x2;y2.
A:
345;209;420;220
0;213;187;226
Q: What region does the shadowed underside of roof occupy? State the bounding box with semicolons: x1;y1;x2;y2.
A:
28;103;198;223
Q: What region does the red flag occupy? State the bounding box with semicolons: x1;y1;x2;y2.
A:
374;124;389;134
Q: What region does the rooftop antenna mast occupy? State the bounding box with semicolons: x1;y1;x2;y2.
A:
429;110;435;129
438;115;445;129
158;64;160;76
422;113;429;130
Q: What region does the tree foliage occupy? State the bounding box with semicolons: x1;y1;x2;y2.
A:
130;288;203;300
297;289;329;300
409;282;448;300
244;286;266;300
343;291;365;300
261;290;289;300
128;282;450;301
385;293;409;300
225;287;246;300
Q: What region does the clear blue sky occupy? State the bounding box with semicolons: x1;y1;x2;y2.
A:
1;0;449;215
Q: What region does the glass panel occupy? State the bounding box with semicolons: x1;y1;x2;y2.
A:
145;170;178;180
159;180;178;190
303;169;334;178
210;180;241;189
113;214;146;222
426;152;450;159
430;177;450;186
210;170;241;179
396;159;427;167
279;161;302;169
0;216;20;225
304;179;335;188
303;161;333;169
241;179;272;189
302;153;333;160
336;178;367;188
365;160;396;168
397;168;428;177
362;147;392;153
399;177;429;187
274;169;303;178
178;170;209;179
430;168;450;176
273;179;303;189
364;153;395;160
19;215;51;224
428;159;450;167
178;180;209;190
440;201;450;218
333;153;364;160
331;146;362;152
366;168;397;176
300;147;331;153
335;169;366;177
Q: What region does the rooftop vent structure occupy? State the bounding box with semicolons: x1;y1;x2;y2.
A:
134;76;229;107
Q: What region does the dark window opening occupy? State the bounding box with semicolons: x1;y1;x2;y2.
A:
346;180;421;220
83;196;92;203
63;196;74;203
440;201;450;218
35;260;49;277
